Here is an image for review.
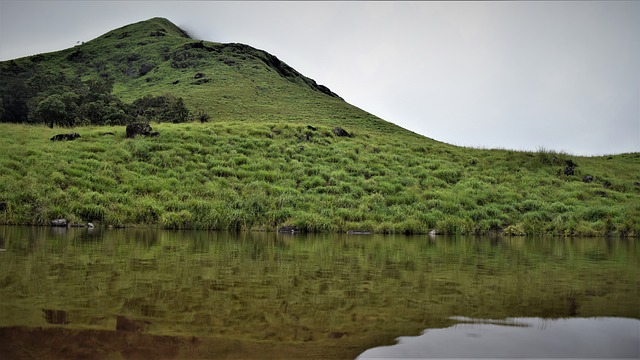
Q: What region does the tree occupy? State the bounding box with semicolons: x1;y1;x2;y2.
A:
131;94;190;123
0;79;30;123
35;94;67;128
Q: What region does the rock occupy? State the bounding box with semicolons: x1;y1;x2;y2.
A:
87;222;95;228
332;127;352;138
583;175;594;183
564;159;577;176
139;63;154;76
126;123;154;138
428;229;437;236
50;133;80;141
194;72;205;79
50;219;68;227
278;225;301;233
69;222;86;228
346;230;372;235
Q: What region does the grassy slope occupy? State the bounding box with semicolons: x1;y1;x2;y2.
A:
1;18;639;236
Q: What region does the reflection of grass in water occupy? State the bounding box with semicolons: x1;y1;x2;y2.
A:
0;227;638;351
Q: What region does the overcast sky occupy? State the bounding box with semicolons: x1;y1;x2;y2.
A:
1;1;638;155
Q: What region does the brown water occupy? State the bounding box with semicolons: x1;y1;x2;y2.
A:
0;226;638;359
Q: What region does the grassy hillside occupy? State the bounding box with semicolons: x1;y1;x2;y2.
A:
1;18;639;236
2;121;639;236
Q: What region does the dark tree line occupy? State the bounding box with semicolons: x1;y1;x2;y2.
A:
0;67;190;127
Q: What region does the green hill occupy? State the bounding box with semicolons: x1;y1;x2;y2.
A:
1;17;639;236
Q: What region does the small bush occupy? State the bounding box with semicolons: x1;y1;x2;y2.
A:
72;203;106;222
161;210;193;229
433;168;463;184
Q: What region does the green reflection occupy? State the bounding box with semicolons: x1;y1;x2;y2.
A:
0;226;638;355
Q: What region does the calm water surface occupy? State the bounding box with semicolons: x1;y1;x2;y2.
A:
358;317;640;359
0;226;638;359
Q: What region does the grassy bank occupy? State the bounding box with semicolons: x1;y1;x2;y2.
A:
1;122;638;236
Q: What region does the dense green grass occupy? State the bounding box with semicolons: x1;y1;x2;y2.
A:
1;18;639;236
1;121;638;236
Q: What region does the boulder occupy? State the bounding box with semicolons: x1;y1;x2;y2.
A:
564;159;577;176
346;230;372;235
126;123;154;138
332;127;352;138
139;63;154;76
50;133;80;141
583;175;594;183
278;225;301;233
51;219;68;227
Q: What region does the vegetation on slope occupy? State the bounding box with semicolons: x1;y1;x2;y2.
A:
1;121;639;236
0;18;639;236
0;17;344;127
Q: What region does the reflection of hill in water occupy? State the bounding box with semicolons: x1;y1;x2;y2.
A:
358;317;640;359
0;226;638;359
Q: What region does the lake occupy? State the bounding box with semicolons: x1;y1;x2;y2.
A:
0;226;638;359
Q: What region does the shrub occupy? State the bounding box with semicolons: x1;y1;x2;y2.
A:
161;210;193;229
72;203;106;222
517;199;543;213
433;168;463;184
131;94;190;123
580;207;611;222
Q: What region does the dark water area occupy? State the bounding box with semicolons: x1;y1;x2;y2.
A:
0;226;638;359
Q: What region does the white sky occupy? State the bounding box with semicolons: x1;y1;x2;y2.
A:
1;1;639;155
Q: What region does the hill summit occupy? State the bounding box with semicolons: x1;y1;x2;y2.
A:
1;17;372;127
0;18;639;236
